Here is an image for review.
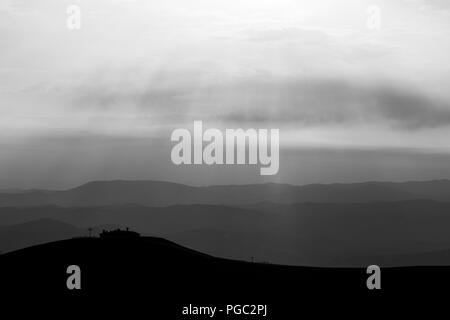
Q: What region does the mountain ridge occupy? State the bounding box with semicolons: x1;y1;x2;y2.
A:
1;179;450;207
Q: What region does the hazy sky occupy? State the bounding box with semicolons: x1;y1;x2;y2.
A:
1;0;450;188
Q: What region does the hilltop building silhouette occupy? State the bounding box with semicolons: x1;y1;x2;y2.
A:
99;228;140;238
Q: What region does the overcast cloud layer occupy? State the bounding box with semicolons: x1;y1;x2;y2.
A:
1;0;450;188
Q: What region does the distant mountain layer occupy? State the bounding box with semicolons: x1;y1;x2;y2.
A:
3;200;450;266
0;219;81;253
0;179;450;207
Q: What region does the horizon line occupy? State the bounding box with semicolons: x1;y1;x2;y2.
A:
2;177;450;193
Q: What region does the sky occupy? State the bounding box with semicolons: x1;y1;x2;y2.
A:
1;0;450;188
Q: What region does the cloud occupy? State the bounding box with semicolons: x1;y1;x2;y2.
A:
218;79;450;130
370;86;450;129
64;71;450;131
406;0;450;11
240;27;329;43
423;0;450;10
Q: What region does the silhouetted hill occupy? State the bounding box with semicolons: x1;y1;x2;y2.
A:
0;218;124;253
1;237;321;297
1;179;450;207
1;236;449;317
3;200;450;266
